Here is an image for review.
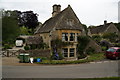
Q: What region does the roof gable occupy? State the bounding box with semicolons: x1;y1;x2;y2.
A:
35;5;83;34
89;23;112;34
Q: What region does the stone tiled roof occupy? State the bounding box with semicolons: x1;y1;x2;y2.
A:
89;23;111;34
35;5;83;34
18;35;43;45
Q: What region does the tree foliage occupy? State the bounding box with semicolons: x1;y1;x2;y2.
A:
2;13;20;46
18;11;39;33
2;10;40;49
114;23;120;31
19;26;30;35
77;36;90;56
102;32;118;42
92;34;102;43
51;39;73;49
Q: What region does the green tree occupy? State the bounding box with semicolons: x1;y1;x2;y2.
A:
77;36;90;59
19;26;30;35
18;11;39;34
102;32;118;42
2;11;20;48
92;34;102;43
114;23;120;31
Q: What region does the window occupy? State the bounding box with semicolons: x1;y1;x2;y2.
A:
62;48;68;57
62;33;68;41
67;19;74;26
116;49;120;52
75;33;79;42
70;33;75;41
107;48;116;52
70;48;75;57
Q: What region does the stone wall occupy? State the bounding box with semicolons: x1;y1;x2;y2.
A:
18;49;51;58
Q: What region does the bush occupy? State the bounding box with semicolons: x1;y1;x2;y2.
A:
4;44;12;49
30;44;37;49
114;43;120;47
92;34;102;43
86;47;95;55
101;46;107;51
24;45;30;50
102;32;118;43
59;53;64;60
50;53;64;60
78;54;87;59
34;57;48;60
77;36;90;57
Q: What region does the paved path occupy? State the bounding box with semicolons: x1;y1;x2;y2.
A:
2;57;120;78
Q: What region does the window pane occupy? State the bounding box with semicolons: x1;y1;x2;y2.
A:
116;49;120;52
62;33;68;41
62;48;68;57
70;33;75;41
107;48;116;52
70;48;74;57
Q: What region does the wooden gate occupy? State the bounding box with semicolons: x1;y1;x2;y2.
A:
2;50;19;57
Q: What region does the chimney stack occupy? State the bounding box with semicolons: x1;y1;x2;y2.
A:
52;4;61;17
104;20;107;25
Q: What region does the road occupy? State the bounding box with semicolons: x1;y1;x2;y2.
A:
2;60;120;78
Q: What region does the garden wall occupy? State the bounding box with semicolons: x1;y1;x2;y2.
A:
18;49;51;58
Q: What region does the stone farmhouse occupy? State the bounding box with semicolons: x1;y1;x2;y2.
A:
88;20;120;37
35;4;86;59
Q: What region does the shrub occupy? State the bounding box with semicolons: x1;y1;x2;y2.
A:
38;43;49;49
78;54;87;59
77;36;90;57
101;46;107;51
102;32;118;43
100;40;110;47
114;43;120;47
86;47;95;55
24;45;30;50
50;52;64;60
92;34;102;43
4;44;12;49
34;57;48;60
58;53;64;60
30;44;37;49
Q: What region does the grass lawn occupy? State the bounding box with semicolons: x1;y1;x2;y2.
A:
36;53;105;65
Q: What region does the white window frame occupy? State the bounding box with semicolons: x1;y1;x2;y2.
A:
62;48;68;57
70;33;75;41
62;33;68;41
70;48;75;57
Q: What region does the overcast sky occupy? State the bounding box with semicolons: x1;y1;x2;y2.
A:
0;0;119;26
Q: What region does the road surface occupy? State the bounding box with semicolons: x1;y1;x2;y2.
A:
2;59;120;78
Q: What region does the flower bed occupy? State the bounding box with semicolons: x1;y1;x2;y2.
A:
36;53;105;65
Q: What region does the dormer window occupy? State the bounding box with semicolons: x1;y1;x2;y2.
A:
67;19;74;26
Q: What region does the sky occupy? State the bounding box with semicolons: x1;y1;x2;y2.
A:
0;0;119;26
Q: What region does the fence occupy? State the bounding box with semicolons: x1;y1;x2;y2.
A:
2;50;19;57
2;49;51;57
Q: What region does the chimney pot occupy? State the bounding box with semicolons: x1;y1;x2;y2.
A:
104;20;107;25
52;4;61;17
